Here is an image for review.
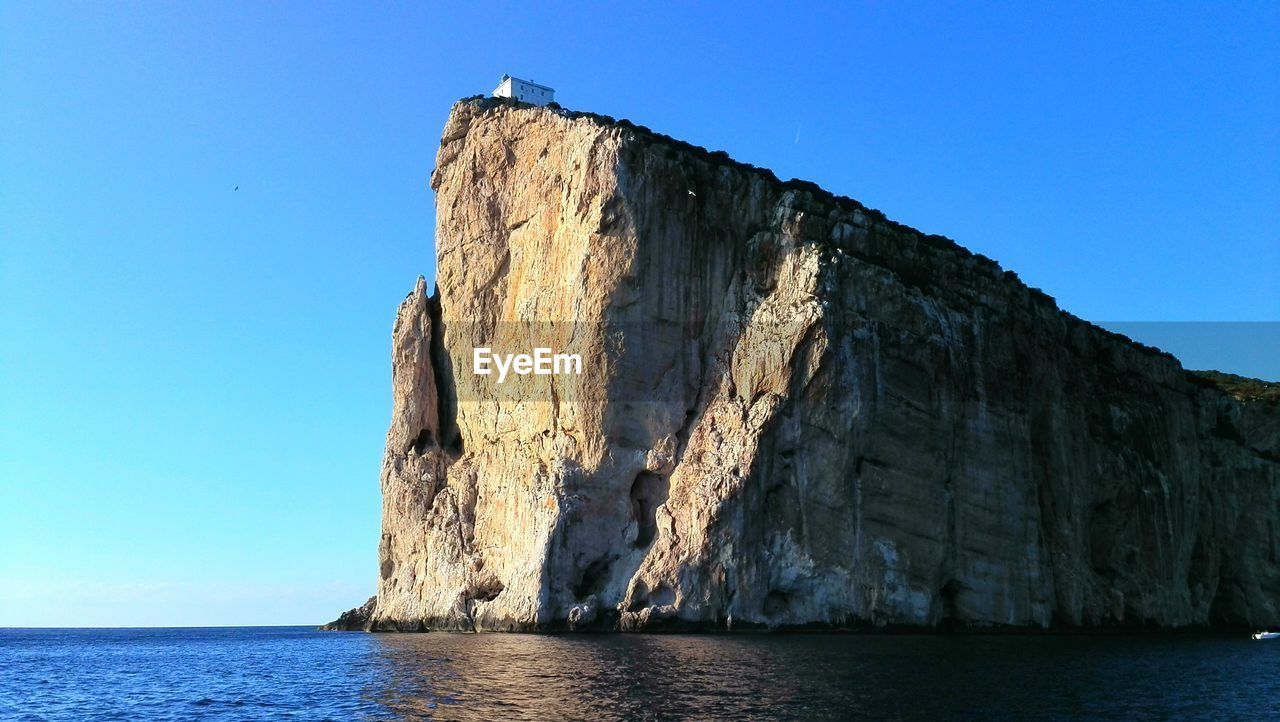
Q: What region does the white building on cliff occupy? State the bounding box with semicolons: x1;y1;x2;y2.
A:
492;74;555;106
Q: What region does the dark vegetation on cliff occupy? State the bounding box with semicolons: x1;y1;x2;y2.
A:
1190;371;1280;404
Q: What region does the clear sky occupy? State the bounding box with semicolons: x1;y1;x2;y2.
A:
1;3;1276;627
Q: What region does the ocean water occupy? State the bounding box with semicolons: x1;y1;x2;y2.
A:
1;627;1276;720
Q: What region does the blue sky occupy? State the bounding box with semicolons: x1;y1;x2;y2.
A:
1;2;1276;627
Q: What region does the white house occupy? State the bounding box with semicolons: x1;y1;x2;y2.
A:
492;75;555;106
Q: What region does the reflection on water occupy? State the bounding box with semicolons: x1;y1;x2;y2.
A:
2;627;1274;720
369;634;813;719
364;632;1276;720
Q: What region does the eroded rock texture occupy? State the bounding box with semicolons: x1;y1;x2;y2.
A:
366;98;1279;632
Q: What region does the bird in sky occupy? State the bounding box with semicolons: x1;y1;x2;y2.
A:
235;186;239;191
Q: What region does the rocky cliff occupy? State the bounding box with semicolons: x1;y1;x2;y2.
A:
353;98;1280;632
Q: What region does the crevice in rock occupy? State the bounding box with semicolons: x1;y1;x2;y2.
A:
1206;548;1243;627
598;194;624;234
853;456;889;475
630;472;669;548
427;288;463;456
482;247;512;293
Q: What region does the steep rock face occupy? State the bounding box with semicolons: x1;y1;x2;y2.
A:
369;99;1280;631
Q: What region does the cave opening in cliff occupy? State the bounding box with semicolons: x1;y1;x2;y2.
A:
764;590;792;618
470;579;504;603
572;557;613;600
630;472;669;548
626;582;676;612
939;579;963;628
409;428;434;455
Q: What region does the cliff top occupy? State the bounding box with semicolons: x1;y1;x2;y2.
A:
456;96;989;265
450;96;1274;391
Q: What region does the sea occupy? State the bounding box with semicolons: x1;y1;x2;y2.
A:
1;626;1275;720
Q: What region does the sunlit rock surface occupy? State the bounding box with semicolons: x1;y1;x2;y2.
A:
363;98;1280;632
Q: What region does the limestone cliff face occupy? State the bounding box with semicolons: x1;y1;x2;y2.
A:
366;98;1280;632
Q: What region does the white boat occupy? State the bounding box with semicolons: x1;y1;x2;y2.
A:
1252;631;1280;640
